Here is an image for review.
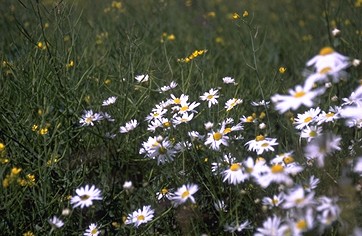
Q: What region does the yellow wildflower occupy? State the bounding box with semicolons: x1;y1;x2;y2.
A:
279;67;287;74
0;143;5;152
23;231;35;236
242;11;249;17
66;60;74;68
232;13;240;19
39;128;48;135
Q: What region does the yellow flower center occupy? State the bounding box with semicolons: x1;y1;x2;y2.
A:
161;188;168;194
319;46;334;56
304;117;313;123
283;156;295;164
85;117;93;124
174;98;181;104
271;164;284;173
326;112;335;117
256;135;265;141
296;219;307;230
246;116;254;122
91;228;98;234
213;132;223;141
293;91;306;98
180;105;189;112
272;199;279;205
319;67;332;74
206;94;214;100
261;142;270;147
223;127;232;134
309;130;317;137
158;146;167;154
80;194;90;201
137;215;145;221
230;163;240;171
163;121;171;127
181;190;190;199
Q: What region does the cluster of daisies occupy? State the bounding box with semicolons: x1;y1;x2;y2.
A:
73;44;362;234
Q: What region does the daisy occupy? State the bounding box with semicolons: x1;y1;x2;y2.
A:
289;208;314;236
293;107;321;130
224;220;251;233
214;199;227;212
251;100;270;107
140;136;178;164
300;125;323;142
48;216;64;229
125;205;155;228
172;112;194;126
120;119;139;133
156;188;173;201
254;215;290;236
316;106;341;125
84;223;100;236
200;88;219;108
170;94;189;105
306;47;350;74
256;163;303;188
283;186;316;209
304;132;341;167
70;185;102;208
158;81;178;92
102;96;117;106
222;162;248;185
271;84;325;114
316;196;340;226
222;76;237;85
172;101;200;114
245;135;278;155
225;98;243;111
171;183;199;206
135;74;149;83
211;153;237;174
79;110;103;126
204;124;229;151
145;108;167;122
262;193;284;209
303;175;320;192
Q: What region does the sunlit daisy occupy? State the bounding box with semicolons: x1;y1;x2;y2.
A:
254;215;290;236
156;187;173;201
303;175;320;192
79;110;103;126
304;132;341;167
158;81;178;92
48;216;64;229
222;162;247;185
283;186;315;209
140;136;178;164
120;119;139;133
145;108;167;122
170;94;189;105
171;183;199;206
200;88;219;107
102;96;117;106
293;107;321;130
262;193;284;209
224;220;251;233
125;205;155;228
84;223;100;236
225;98;243;111
135;74;149;83
172;112;194;126
245;135;278;155
316;196;340;226
204;124;229;150
172;101;200;114
316;106;341;125
222;76;237;85
300;125;323;142
70;185;102;208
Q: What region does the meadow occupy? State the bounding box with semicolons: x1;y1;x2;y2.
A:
0;0;362;235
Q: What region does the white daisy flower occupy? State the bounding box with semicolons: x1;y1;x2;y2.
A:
262;193;284;209
255;215;290;236
102;96;117;106
70;185;102;208
79;110;103;126
120;119;139;133
245;135;278;155
125;205;155;228
271;84;325;114
171;183;199;206
222;162;248;185
204;124;229;151
224;220;251;233
200;88;219;108
48;216;64;229
84;223;100;236
293;107;321;130
225;98;243;111
283;186;315;209
135;74;149;83
300;125;323;142
222;76;237;85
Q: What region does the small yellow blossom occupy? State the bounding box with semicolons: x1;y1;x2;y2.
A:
177;49;207;63
0;143;5;152
11;167;22;175
242;11;249;17
23;231;35;236
111;1;122;9
206;11;216;18
0;158;9;164
104;79;112;85
32;124;39;131
39;128;48;135
279;66;287;74
37;41;47;50
66;60;74;68
232;13;240;20
167;34;176;41
2;177;10;188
